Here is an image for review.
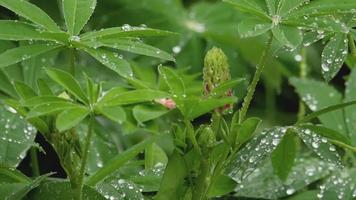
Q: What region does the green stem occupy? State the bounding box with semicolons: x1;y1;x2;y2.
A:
239;33;273;123
330;139;356;152
193;158;211;200
30;147;40;177
297;48;307;121
348;34;356;60
69;48;76;76
75;115;95;200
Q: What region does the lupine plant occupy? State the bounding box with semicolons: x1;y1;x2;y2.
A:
0;0;356;200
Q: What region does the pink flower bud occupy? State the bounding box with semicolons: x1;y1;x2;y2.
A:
155;98;176;110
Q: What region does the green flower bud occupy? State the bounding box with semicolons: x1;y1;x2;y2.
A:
203;47;231;94
198;126;216;149
203;47;233;114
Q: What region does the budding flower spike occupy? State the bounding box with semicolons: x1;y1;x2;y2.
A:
203;47;233;113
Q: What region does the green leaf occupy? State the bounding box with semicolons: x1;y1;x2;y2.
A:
3;99;50;134
0;173;51;200
226;127;287;183
31;181;105;200
209;78;245;98
272;25;303;49
287;190;318;200
277;0;309;16
223;0;270;20
133;104;170;124
182;97;237;120
26;102;78;118
238;18;272;38
0;44;63;69
297;101;356;125
37;79;53;96
293;127;342;167
158;66;185;97
0;20;67;42
235;158;330;199
82;47;133;78
0;0;60;32
317;169;356;200
62;0;96;35
95;177;144;199
0;106;36;167
235;117;262;146
321;33;348;81
155;151;188;200
45;68;89;104
208;174;237;198
299;124;351;145
290;78;346;132
344;67;356;145
271;131;298;181
98;89;170;107
81;27;175;41
56;107;90;132
86;138;154;186
0;70;17;98
291;0;356;18
0;167;30;183
22;96;69;107
13;81;37;100
83;38;175;61
97;106;126;124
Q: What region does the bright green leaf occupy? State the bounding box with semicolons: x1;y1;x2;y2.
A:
0;44;63;69
238;18;272;38
321;33;348;81
271;131;298;181
56;107;90;132
0;0;60;32
45;68;89;104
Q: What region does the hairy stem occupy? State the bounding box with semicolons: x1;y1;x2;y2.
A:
75;115;95;200
30;147;40;177
330;139;356;152
239;34;273;123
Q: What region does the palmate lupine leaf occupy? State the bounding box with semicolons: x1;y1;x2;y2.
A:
97;89;170;107
0;44;63;69
0;0;60;32
133;104;170;124
0;20;67;42
80;26;176;40
238;18;272;38
316;169;356;200
45;68;89;104
0;106;37;167
62;0;97;35
344;68;356;145
293;127;342;167
56;107;90;132
26;102;79;119
226;127;287;183
271;131;298;181
0;173;52;200
234;158;331;199
95;177;144;200
82;38;175;61
82;47;133;78
321;33;349;81
31;181;105;200
290;78;347;133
